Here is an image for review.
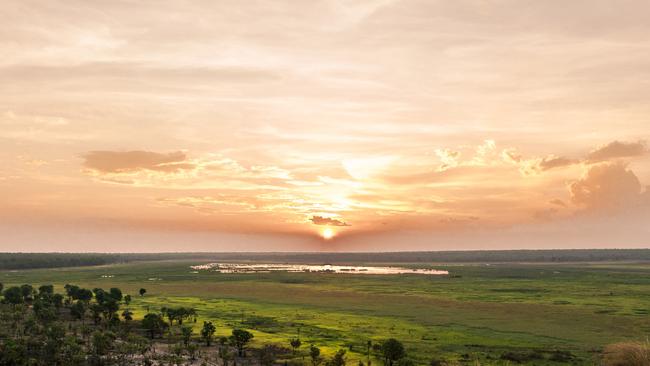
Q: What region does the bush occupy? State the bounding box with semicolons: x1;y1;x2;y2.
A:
549;350;574;362
602;341;650;366
500;350;544;363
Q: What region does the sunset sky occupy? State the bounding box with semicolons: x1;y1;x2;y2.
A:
1;0;649;252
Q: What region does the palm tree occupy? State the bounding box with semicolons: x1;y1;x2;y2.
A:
290;338;302;355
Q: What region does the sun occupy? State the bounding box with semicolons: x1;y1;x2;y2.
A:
321;227;335;240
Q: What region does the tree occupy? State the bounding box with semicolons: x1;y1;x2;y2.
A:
124;294;132;305
367;340;372;366
3;286;24;306
52;293;64;310
259;345;281;366
64;284;80;300
142;313;167;339
93;288;107;304
201;321;216;346
290;338;302;354
38;284;54;296
91;330;116;357
70;301;86;321
122;309;134;321
104;297;120;321
162;306;176;326
231;328;254;356
181;325;193;346
380;339;406;366
75;288;93;303
177;307;196;324
139;288;147;297
90;303;103;325
20;284;34;302
187;343;199;361
109;287;123;302
326;349;347;366
310;344;322;366
33;298;57;323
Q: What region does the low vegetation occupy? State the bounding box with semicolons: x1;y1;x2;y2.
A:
0;282;421;365
1;257;649;365
602;341;650;366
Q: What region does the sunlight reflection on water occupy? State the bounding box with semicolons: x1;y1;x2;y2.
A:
190;263;448;275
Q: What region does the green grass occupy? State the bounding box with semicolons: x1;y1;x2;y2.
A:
3;260;650;365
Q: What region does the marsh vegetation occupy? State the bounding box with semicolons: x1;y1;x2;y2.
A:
1;253;649;365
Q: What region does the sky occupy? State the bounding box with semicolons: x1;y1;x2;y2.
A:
1;0;649;252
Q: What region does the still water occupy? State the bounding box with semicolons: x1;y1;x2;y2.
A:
190;263;448;275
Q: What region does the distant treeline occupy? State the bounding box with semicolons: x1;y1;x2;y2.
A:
0;253;124;270
1;249;650;270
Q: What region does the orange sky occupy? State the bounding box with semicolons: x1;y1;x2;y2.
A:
1;0;649;252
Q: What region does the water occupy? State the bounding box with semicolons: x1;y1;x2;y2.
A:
190;263;448;275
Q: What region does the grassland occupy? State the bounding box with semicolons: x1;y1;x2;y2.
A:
2;259;650;365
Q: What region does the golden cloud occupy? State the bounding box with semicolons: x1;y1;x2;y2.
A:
585;140;648;163
569;162;647;212
83;150;193;173
310;215;350;226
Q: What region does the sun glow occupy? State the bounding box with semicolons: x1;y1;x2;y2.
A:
321;227;335;240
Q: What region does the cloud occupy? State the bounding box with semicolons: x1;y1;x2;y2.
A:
435;148;461;170
501;148;523;164
569;162;648;212
537;156;578;171
310;215;350;226
585;140;648;163
517;154;578;176
83;151;194;173
549;199;567;208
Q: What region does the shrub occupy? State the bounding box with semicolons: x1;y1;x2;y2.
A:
549;350;574;362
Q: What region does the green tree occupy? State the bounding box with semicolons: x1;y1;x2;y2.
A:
3;286;24;306
52;293;64;310
124;294;132;305
91;330;116;357
310;345;322;366
142;313;167;339
93;288;107;304
38;284;54;296
122;309;134;321
103;298;120;322
139;288;147;297
201;321;216;346
380;339;406;366
70;301;86;321
326;349;347;366
259;345;280;366
75;288;93;303
20;284;34;302
181;325;193;346
64;284;80;301
231;328;254;356
90;303;103;325
109;287;123;302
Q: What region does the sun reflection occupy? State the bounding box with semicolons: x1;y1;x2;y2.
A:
321;227;335;240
